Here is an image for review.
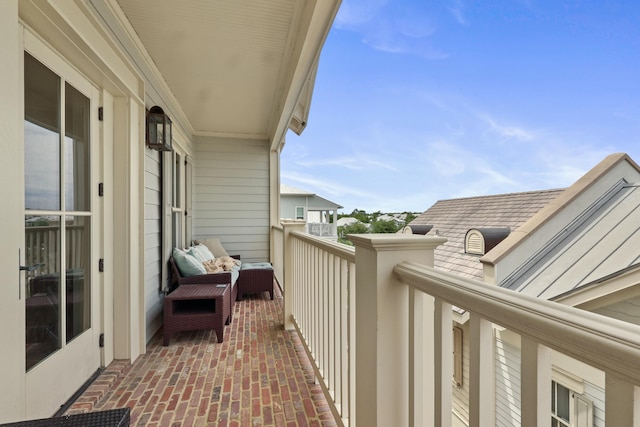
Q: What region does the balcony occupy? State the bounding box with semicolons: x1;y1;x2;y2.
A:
68;221;640;426
306;222;338;239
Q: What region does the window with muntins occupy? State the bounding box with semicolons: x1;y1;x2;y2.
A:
551;380;593;427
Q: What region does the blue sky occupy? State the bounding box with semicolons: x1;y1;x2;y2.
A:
281;0;640;214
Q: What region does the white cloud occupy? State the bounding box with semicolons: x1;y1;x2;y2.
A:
334;0;448;59
281;171;372;199
448;0;466;25
296;155;397;172
423;140;469;177
334;0;388;28
479;114;535;142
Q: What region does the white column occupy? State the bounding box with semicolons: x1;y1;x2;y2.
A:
112;98;145;361
605;373;636;426
521;337;551;427
0;1;27;421
350;234;445;427
469;313;494;426
281;220;306;330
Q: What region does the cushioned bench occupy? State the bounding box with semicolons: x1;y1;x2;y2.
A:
170;238;274;303
169;256;238;322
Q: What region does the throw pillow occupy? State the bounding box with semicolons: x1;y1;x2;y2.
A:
173;247;206;276
189;244;215;263
198;237;229;258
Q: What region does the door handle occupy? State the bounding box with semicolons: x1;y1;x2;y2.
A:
20;263;44;272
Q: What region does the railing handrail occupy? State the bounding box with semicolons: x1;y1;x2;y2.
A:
394;260;640;385
291;230;355;262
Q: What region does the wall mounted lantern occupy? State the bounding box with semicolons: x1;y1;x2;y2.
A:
146;105;173;151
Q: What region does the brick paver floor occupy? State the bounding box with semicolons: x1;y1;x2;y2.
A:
65;284;338;427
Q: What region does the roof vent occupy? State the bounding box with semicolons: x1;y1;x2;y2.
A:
465;228;510;255
402;224;433;235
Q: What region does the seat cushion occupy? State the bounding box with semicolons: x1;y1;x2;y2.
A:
241;262;273;270
231;267;240;285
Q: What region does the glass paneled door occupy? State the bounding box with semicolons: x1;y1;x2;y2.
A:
23;50;100;417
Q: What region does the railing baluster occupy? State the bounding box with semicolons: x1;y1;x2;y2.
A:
409;288;433;427
434;297;453;427
335;255;343;413
521;337;551;427
327;252;335;394
348;258;356;426
605;373;635;426
469;312;494;426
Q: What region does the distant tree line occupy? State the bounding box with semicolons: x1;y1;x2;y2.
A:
336;209;418;246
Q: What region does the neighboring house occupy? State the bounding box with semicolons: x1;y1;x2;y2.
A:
0;1;340;421
337;217;361;227
280;184;343;238
410;153;640;427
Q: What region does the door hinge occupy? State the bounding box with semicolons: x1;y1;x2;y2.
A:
99;333;104;348
99;258;104;272
98;183;104;197
98;107;103;121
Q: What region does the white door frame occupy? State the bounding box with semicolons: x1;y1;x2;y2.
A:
23;31;102;419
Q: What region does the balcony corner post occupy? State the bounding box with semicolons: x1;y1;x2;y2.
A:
281;220;307;330
349;234;445;427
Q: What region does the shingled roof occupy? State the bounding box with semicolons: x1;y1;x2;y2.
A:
410;189;565;281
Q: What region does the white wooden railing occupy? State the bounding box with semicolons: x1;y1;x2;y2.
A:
275;220;355;425
292;230;355;425
272;224;284;289
395;261;640;426
273;225;640;427
24;224;86;275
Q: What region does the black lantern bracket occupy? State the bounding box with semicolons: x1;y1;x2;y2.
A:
146;105;173;151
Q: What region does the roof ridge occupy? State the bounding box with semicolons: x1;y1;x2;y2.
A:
433;188;565;204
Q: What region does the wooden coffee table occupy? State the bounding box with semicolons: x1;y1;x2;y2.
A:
163;283;230;345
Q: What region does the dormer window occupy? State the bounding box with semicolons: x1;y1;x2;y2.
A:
402;224;433;235
465;228;511;255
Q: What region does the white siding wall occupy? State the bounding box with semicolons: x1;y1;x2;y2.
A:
194;137;271;263
584;381;605;427
494;331;606;427
307;211;322;223
495;332;521;427
143;150;163;342
280;195;306;219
